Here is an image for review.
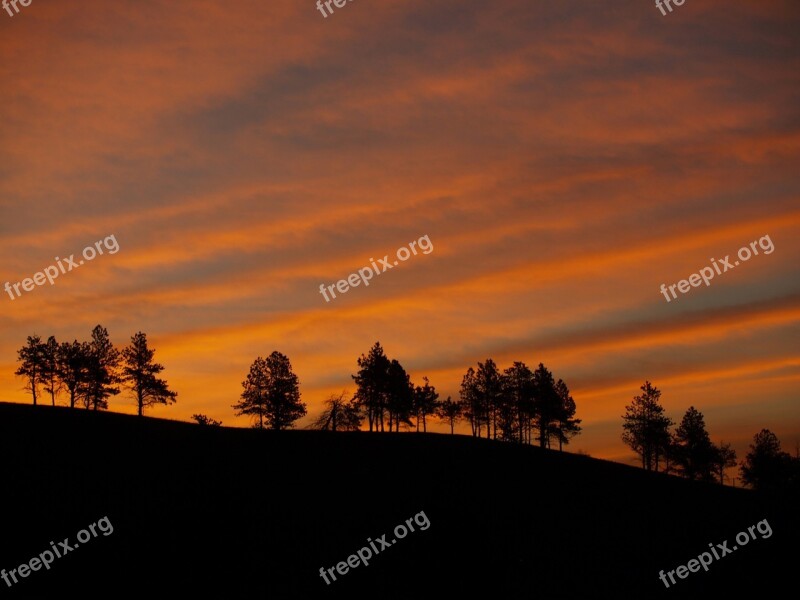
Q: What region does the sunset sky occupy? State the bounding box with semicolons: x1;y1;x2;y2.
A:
1;0;798;467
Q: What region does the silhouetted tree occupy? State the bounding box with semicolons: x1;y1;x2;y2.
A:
233;351;305;430
672;406;716;481
57;340;91;409
386;359;414;431
412;376;439;433
501;362;534;444
551;379;582;451
82;325;120;410
311;391;362;431
436;395;462;434
192;414;222;426
475;359;502;439
15;334;45;405
740;429;797;491
40;336;62;406
352;342;391;432
621;381;672;471
460;367;483;437
532;363;561;449
121;332;177;416
713;442;737;485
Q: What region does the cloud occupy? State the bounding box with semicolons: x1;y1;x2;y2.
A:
1;0;798;462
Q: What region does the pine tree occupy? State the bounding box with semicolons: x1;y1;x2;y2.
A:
352;342;391;432
672;406;716;481
460;367;482;437
82;325;120;410
713;442;737;485
740;429;795;491
621;381;672;471
233;352;305;430
57;340;91;409
436;396;462;434
40;336;62;406
413;376;439;433
386;359;414;431
551;379;582;451
475;359;502;440
15;334;45;405
532;363;561;449
121;332;178;416
501;362;534;444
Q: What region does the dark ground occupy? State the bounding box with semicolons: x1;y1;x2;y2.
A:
0;402;795;598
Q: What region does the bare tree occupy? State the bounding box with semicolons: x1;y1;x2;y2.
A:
311;391;362;431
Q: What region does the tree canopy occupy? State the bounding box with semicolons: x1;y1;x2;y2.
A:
233;351;306;430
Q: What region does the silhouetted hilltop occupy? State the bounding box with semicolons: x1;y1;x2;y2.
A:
0;402;794;598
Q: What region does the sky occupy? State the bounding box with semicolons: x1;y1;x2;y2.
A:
1;0;798;469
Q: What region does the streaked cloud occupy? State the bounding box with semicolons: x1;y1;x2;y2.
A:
1;0;798;463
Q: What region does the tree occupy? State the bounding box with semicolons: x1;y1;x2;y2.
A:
233;351;305;430
386;359;414;432
121;332;178;416
740;429;796;491
192;414;222;427
82;325;120;410
57;340;91;409
621;381;673;471
550;379;582;451
412;376;439;433
713;442;737;485
352;342;391;432
40;336;62;406
436;396;462;434
460;367;483;437
501;362;534;444
475;359;502;439
672;406;716;481
311;391;362;431
15;334;45;405
532;363;562;449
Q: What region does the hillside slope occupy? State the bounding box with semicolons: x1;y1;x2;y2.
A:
0;402;794;598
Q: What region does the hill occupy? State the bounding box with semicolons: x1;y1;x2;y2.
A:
0;402;795;598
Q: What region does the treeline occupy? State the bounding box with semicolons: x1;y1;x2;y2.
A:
622;381;800;491
311;342;582;450
14;325;177;416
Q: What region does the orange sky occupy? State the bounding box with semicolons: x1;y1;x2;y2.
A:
1;0;798;468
